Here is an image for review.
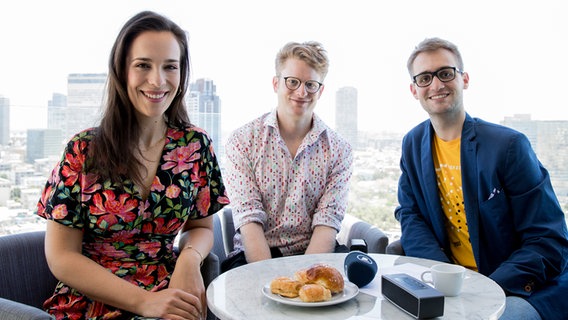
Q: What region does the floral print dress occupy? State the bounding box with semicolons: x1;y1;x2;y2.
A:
36;125;229;319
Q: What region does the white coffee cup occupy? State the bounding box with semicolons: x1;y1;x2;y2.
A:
421;263;466;297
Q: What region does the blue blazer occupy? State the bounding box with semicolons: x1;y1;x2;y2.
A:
396;114;568;319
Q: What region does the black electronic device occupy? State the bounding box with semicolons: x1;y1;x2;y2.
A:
344;251;377;288
349;238;367;253
381;273;444;319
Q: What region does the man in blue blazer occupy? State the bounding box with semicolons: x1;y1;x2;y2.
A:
396;37;568;320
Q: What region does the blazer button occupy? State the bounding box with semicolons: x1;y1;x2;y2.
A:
524;280;535;293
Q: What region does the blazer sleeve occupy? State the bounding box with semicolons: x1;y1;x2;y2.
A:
484;133;568;296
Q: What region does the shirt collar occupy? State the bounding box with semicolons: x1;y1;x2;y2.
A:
264;108;328;148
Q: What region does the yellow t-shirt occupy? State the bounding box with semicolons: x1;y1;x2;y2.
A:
432;135;478;271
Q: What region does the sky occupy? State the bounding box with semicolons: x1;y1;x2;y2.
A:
1;0;567;135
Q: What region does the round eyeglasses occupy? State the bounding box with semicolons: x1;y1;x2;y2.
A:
282;76;323;94
412;66;463;87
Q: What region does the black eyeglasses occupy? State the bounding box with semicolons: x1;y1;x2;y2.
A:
412;66;463;87
282;76;323;94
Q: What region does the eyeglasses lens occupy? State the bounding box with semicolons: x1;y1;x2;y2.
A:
284;77;321;93
437;68;456;81
285;78;301;90
414;67;457;87
304;81;320;93
415;74;433;87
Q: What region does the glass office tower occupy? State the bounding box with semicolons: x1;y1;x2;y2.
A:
186;78;223;161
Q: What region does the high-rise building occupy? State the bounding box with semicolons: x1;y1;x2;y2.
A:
502;114;568;195
65;73;106;140
186;79;223;160
0;178;10;206
48;93;67;133
26;129;63;164
0;96;10;146
335;87;358;149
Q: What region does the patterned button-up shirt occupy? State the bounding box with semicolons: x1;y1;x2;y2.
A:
224;109;353;256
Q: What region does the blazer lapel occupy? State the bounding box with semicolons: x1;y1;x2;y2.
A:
421;123;450;246
461;115;481;265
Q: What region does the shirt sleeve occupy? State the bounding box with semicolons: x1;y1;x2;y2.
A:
36;135;88;229
311;138;354;231
191;129;230;217
224;130;267;230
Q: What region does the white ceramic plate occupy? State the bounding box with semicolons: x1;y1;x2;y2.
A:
262;281;359;307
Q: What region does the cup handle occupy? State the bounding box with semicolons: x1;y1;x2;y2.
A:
421;270;433;284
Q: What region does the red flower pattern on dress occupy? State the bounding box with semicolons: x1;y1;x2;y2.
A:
94;243;131;260
48;293;87;320
46;166;60;186
151;176;165;192
196;186;211;216
191;161;208;186
161;142;201;174
138;201;152;219
163;217;184;234
37;185;53;214
90;190;138;226
109;230;139;245
61;140;87;187
138;241;162;258
80;172;102;203
133;264;158;287
52;204;68;220
165;184;181;198
168;128;185;140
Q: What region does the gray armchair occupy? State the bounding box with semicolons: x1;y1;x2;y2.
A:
0;230;221;320
385;239;405;255
0;230;56;319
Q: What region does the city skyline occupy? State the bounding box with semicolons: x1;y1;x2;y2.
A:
1;1;567;135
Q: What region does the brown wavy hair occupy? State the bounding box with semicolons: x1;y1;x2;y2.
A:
88;11;192;185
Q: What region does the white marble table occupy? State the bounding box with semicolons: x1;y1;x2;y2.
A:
207;253;505;320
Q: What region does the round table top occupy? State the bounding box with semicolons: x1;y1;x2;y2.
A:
207;253;505;320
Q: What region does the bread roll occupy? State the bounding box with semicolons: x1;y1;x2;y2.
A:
294;263;344;293
298;284;332;302
270;276;303;298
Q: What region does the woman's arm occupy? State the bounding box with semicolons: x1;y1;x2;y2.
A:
45;220;203;319
171;216;214;319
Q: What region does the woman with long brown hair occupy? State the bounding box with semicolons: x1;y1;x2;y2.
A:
36;11;229;319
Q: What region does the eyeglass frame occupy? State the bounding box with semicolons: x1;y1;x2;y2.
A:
280;76;323;94
412;66;464;87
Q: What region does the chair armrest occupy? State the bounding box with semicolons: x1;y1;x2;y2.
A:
364;226;389;254
212;213;226;260
348;221;389;254
221;207;235;254
200;253;220;320
201;252;220;288
0;298;54;320
386;239;405;255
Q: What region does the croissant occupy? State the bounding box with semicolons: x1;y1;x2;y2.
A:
294;263;344;294
298;283;332;302
270;276;303;298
